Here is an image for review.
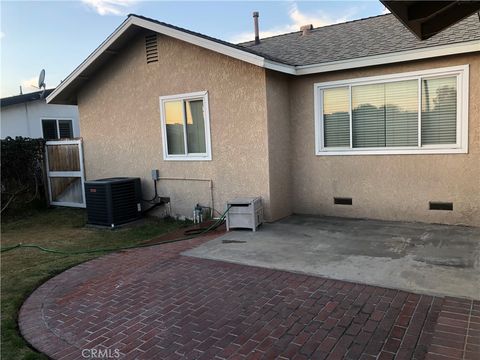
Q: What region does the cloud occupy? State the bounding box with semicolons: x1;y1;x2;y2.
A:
81;0;138;16
0;31;4;40
382;7;391;14
21;76;40;93
230;3;356;44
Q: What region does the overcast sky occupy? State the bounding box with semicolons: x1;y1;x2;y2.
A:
0;1;388;97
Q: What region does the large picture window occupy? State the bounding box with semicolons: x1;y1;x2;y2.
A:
315;65;468;155
160;91;211;160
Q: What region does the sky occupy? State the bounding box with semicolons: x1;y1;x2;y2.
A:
0;0;389;97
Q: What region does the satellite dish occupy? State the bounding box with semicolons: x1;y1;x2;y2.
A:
38;69;46;89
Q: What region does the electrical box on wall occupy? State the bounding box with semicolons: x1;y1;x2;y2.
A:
226;197;263;232
151;169;160;181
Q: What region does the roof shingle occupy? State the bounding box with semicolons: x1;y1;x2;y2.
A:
238;13;480;66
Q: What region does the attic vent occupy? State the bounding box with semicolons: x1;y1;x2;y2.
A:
429;202;453;211
145;34;158;63
334;197;352;205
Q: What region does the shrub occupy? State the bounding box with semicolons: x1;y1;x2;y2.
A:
1;137;47;215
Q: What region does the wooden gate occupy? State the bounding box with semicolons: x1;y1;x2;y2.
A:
45;139;86;208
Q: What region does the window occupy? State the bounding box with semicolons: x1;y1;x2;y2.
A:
160;91;211;160
315;65;468;155
41;119;73;139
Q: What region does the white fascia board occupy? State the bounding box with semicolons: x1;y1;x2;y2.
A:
131;17;295;74
47;16;294;104
264;59;296;75
47;14;479;105
296;40;480;75
47;17;133;104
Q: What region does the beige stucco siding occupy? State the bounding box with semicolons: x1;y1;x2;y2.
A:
78;32;274;219
265;70;293;220
290;53;480;226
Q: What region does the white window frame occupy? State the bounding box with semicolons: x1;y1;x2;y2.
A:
314;65;469;156
159;91;212;161
41;118;74;139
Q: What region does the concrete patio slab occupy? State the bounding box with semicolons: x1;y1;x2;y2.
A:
184;216;480;300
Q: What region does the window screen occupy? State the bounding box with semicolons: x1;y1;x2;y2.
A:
58;120;73;138
421;77;457;145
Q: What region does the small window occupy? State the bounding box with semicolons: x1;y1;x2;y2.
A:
160;91;211;161
42;120;58;139
315;65;468;155
42;119;73;139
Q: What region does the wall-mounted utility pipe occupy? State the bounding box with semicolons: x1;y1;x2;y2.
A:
157;177;214;218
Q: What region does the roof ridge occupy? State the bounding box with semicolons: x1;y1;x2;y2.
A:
238;13;393;45
127;13;291;64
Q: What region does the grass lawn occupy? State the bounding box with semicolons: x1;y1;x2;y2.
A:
1;208;184;360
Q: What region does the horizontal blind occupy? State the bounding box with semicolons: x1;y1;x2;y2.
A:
352;83;385;148
385;80;418;147
421;76;457;145
323;87;350;147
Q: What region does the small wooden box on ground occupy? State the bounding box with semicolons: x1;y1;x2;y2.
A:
226;197;263;232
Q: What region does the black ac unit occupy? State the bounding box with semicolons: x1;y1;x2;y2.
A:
84;177;142;227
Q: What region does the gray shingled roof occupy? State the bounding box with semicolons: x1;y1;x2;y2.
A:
238;13;480;66
1;89;54;108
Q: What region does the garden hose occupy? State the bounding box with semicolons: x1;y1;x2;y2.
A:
0;206;231;255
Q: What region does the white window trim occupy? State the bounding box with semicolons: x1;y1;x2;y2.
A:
41;118;74;139
159;91;212;161
314;65;469;156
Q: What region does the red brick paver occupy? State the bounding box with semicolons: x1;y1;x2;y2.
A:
19;235;475;359
426;297;480;360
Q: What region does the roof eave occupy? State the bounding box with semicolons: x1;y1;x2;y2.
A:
295;40;480;76
47;15;480;105
47;15;294;105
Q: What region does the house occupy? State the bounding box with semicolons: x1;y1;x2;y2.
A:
47;13;480;226
0;89;79;139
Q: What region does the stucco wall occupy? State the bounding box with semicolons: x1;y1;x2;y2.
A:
1;101;79;139
265;70;293;220
290;53;480;226
77;32;273;220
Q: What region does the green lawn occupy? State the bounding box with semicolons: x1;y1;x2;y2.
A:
1;208;184;360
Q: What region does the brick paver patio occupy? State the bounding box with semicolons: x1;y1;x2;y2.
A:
19;235;479;359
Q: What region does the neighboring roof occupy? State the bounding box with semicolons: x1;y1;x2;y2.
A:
1;89;54;108
238;13;480;66
47;13;480;105
381;0;480;40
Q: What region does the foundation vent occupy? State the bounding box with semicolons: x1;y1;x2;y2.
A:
429;202;453;211
334;197;352;205
145;34;158;63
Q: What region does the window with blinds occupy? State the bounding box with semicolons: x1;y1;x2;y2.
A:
316;65;467;155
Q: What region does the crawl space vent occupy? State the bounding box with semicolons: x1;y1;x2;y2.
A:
145;34;158;63
429;202;453;211
334;197;352;205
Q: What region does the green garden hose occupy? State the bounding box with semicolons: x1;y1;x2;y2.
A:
0;207;230;255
